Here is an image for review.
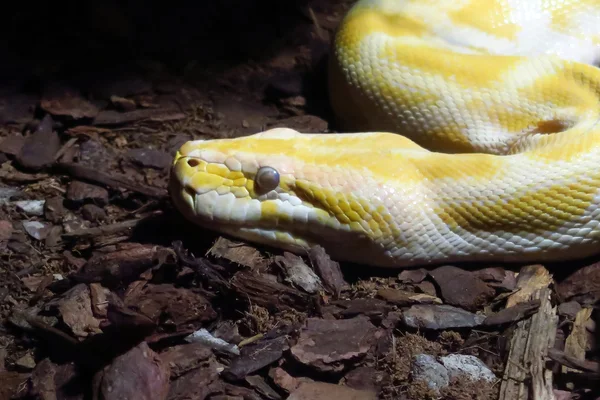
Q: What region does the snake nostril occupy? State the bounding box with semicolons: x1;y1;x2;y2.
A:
187;158;200;167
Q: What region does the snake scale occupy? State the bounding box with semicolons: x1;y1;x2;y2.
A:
169;0;600;268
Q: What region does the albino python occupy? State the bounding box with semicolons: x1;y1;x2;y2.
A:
169;0;600;268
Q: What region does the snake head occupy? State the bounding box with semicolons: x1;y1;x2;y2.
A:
169;128;403;261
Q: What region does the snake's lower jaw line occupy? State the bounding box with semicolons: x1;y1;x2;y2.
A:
170;183;312;252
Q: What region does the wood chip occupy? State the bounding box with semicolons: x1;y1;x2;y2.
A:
230;271;315;312
93;342;170;400
498;265;558;400
92;108;184;126
16;114;60;170
207;236;268;270
57;162;167;198
308;245;348;298
376;288;442;306
547;348;600;374
482;300;541;326
222;336;289;381
562;307;593;374
275;252;322;294
506;264;553;307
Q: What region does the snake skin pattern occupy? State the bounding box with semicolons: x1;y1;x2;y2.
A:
169;0;600;268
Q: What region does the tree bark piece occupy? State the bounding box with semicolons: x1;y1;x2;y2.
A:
230;271;315;312
562;307;593;374
498;265;558;400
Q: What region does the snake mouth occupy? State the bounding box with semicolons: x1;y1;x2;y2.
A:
169;157;319;251
169;175;318;253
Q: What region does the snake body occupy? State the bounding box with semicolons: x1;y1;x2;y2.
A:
170;0;600;268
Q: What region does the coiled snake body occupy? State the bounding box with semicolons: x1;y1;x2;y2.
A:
170;0;600;268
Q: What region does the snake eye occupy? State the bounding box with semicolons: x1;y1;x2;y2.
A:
187;158;200;167
255;166;280;191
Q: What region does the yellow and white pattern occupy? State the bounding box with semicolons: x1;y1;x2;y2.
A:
169;0;600;268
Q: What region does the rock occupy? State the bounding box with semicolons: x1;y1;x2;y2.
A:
81;204;107;221
94;342;170;400
15;353;36;370
222;336;288;381
290;316;383;373
44;196;66;223
556;262;600;305
401;305;485;330
439;354;496;382
15;199;45;216
22;221;51;241
376;288;442;306
411;354;449;392
16;114;60;170
275;252;322;293
287;382;377;400
126;148;172;170
429;265;495;311
66;180;109;206
159;343;214;378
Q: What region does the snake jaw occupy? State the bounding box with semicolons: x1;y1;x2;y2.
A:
170;144;321;251
169;134;394;259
